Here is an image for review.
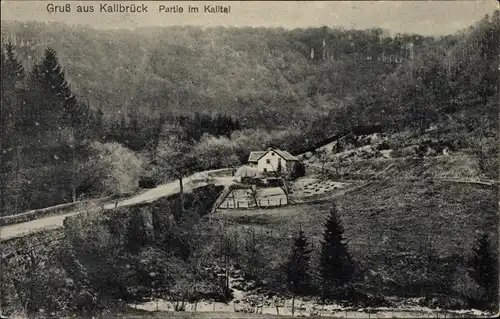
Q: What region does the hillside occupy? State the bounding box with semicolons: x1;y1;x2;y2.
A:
1;20;419;128
214;152;498;308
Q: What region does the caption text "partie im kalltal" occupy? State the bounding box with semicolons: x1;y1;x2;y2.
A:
46;3;231;14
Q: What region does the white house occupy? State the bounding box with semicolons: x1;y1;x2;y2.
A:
247;148;300;175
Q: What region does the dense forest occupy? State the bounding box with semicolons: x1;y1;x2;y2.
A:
1;11;499;215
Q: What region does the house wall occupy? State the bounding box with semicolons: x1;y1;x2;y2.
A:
257;151;287;174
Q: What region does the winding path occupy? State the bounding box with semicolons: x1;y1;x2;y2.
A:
0;171;234;241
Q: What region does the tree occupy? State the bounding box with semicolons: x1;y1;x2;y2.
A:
28;48;75;138
27;47;91;203
248;185;260;208
319;203;354;301
469;233;498;310
286;229;312;316
85;141;144;203
1;43;25;216
215;229;240;302
156;123;199;215
242;228;265;281
316;148;328;180
194;134;240;171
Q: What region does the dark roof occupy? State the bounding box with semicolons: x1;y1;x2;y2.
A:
248;151;267;162
247;149;299;162
274;149;299;161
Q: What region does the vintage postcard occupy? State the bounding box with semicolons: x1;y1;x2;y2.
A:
0;0;499;318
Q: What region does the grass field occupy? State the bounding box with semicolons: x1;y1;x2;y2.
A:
212;157;498;299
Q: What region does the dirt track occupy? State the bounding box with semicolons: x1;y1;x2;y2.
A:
0;173;234;241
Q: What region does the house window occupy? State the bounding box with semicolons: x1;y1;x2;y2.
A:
271;152;275;156
266;159;271;164
263;168;267;173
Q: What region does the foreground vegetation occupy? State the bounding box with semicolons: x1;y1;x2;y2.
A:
1;154;498;317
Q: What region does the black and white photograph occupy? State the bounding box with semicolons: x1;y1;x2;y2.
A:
0;0;499;318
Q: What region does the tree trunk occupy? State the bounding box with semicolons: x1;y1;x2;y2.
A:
179;176;184;215
0;171;5;217
251;186;259;207
280;181;290;204
0;114;6;216
225;254;230;302
71;145;77;202
291;294;295;317
193;269;198;311
15;146;21;213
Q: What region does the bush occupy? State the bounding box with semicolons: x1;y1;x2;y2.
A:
86;141;145;197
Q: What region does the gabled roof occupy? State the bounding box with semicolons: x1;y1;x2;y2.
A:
274;149;299;161
248;151;267;162
247;149;299;162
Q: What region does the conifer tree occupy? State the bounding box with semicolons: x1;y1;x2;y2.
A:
1;43;25;145
286;229;312;316
469;233;498;310
319;203;354;301
28;47;90;202
1;43;25;215
30;48;90;141
29;48;71;135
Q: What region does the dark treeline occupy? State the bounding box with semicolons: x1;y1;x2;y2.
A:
101;111;241;151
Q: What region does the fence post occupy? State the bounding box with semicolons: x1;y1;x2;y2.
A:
237;201;240;208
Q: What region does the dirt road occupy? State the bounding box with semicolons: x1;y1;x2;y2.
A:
0;173;234;241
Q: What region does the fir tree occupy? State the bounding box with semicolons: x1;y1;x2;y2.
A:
1;43;25;144
1;43;25;216
286;229;312;316
29;47;88;141
28;47;90;202
1;42;25;91
319;203;354;301
469;233;498;310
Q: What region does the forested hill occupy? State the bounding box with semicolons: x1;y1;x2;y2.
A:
1;12;498;213
2;21;427;128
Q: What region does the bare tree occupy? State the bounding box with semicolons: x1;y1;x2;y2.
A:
268;163;292;204
156;128;198;216
217;229;240;302
316;148;329;180
249;185;260;208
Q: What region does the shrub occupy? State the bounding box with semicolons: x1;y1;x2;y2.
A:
86;141;145;197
